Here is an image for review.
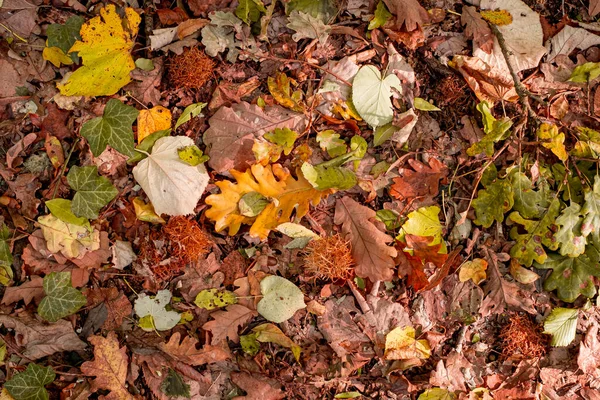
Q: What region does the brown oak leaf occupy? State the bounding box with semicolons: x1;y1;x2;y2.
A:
1;275;44;305
461;6;493;54
159;332;230;365
383;0;429;32
81;331;133;400
334;196;397;282
390;158;447;202
0;314;86;360
202;304;257;345
231;372;286;400
85;287;132;330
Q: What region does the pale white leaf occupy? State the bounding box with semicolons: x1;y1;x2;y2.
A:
546;25;600;62
257;276;306;323
544;307;578;347
352;65;401;128
134;290;180;331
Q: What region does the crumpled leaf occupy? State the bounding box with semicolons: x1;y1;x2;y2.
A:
257;275;306;323
509;198;560;266
467;101;513;156
137;106;171;143
538;123;567;162
57;5;141;96
301;163;357;191
352;65;401;128
4;363;55;400
384;326;430;360
334;196;397;282
38;214;100;259
133;136;209;216
67;165;118;219
286;11;330;44
535;246;600;302
134;290;180;331
45;199;89;228
268;72;304;112
132;197;166;224
80;98;139;157
461;6;493;54
543;307;578;346
242;323;302;361
382;0;429;32
38;272;86;322
205;163;327;240
202;304;257;344
204;102;306;173
81;331;134;400
458;258;488;284
159;332;230;366
0;224;13;286
582;175;600;241
451;55;518;103
194;288;237;310
555;202;586;257
547;25;600;62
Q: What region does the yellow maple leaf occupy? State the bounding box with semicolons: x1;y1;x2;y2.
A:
384;326;431;361
137;106;172;143
205;164;328;240
57;4;140;97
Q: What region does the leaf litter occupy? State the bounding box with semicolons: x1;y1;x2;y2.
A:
4;0;600;399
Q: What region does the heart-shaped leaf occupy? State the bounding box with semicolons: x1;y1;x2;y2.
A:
257;275;306;323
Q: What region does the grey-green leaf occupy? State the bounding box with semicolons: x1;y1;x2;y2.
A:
257;275;306;323
80;99;139;157
0;224;13;285
38;272;86;323
67;165;118;219
5;363;55;400
46;16;84;63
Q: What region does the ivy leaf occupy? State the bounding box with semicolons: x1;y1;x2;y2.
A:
80;99;139;157
543;307;578;346
257;275;306;323
45;16;84;63
57;5;141;96
572;127;600;159
538;123;567;162
582;175;600;241
368;1;392;30
535;246;600;302
0;224;14;286
38;272;87;323
286;11;331;44
509;198;560;267
472;178;514;228
45;199;90;228
555;202;586;257
301;163;357;191
67;166;118;219
174;102;206;130
134;290;180;331
467;102;512;156
4;363;55;400
352;65;401;128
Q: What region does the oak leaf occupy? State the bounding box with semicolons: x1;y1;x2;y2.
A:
390;158;447;202
334;196;397;282
57;5;141;96
1;275;43;306
159;332;230;365
202;304;257;345
382;0;429;32
205;163;327;240
231;372;286;400
85;287;132;330
81;331;133;400
461;6;493;54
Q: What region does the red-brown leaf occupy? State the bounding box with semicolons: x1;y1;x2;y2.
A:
159;332;230;365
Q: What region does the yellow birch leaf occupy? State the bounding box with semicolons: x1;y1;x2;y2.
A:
458;258;488;284
57;5;141;97
42;46;73;67
205;163;328;240
137;106;172;143
384;326;431;360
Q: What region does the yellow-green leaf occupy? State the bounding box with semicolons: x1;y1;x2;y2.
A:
538;123;567;162
194;289;237;310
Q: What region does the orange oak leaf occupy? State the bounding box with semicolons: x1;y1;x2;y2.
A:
1;275;44;306
390;158;447;202
159;332;230;365
334;196;397;282
81;331;133;400
202;304;257;345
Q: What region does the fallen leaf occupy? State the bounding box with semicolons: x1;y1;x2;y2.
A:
0;314;86;360
352;65;401;128
67;165;118;219
247;323;302;361
38;214;100;259
194;288;237;310
85;287;132;330
384;326;430;360
268;72;304;112
538;123;567;162
458;258;488;284
592;0;600;17
451;55;518;103
230;372;286;400
257;275;306;323
137;106;172;143
578;322;600;376
81;331;133;400
546;25;600;62
390;158;447;202
543;307;578;346
1;275;44;305
334;196;397;282
286;11;330;44
125;58;164;106
461;6;493;54
134;290;180;331
382;0;429;32
132;136;209;216
57;5;141;96
202;304;257;344
418;388;456;400
38;271;86;322
4;363;55;400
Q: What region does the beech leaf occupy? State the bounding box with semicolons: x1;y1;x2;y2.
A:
544;307;578;346
257;275;306;323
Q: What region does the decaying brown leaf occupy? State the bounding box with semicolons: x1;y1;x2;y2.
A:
202;304;257;345
383;0;429;32
451;55;518;103
461;6;493;54
159;332;230;365
1;275;44;306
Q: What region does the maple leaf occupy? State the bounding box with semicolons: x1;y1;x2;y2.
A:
57;5;141;96
205;163;327;240
461;6;493;54
382;0;429;32
334;196;397;282
390;158;447;202
204;102;306;173
81;331;134;400
67;165;118;219
202;304;257;345
159;332;230;365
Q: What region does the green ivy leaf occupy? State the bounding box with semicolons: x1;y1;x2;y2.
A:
80;99;139;157
352;65;401;128
38;272;86;323
174;103;206;130
555;202;586;257
509;198;560;267
535;246;600;302
0;224;13;286
317;130;347;157
301;163;357;191
46;16;84;63
67;166;118;219
45;199;90;229
194;289;238;310
472;178;514;228
467;102;512;156
368;0;392;30
543;307;578;346
4;363;56;400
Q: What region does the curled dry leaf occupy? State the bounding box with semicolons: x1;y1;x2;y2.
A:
159;332;230;365
202;304;257;345
451;55;518;103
